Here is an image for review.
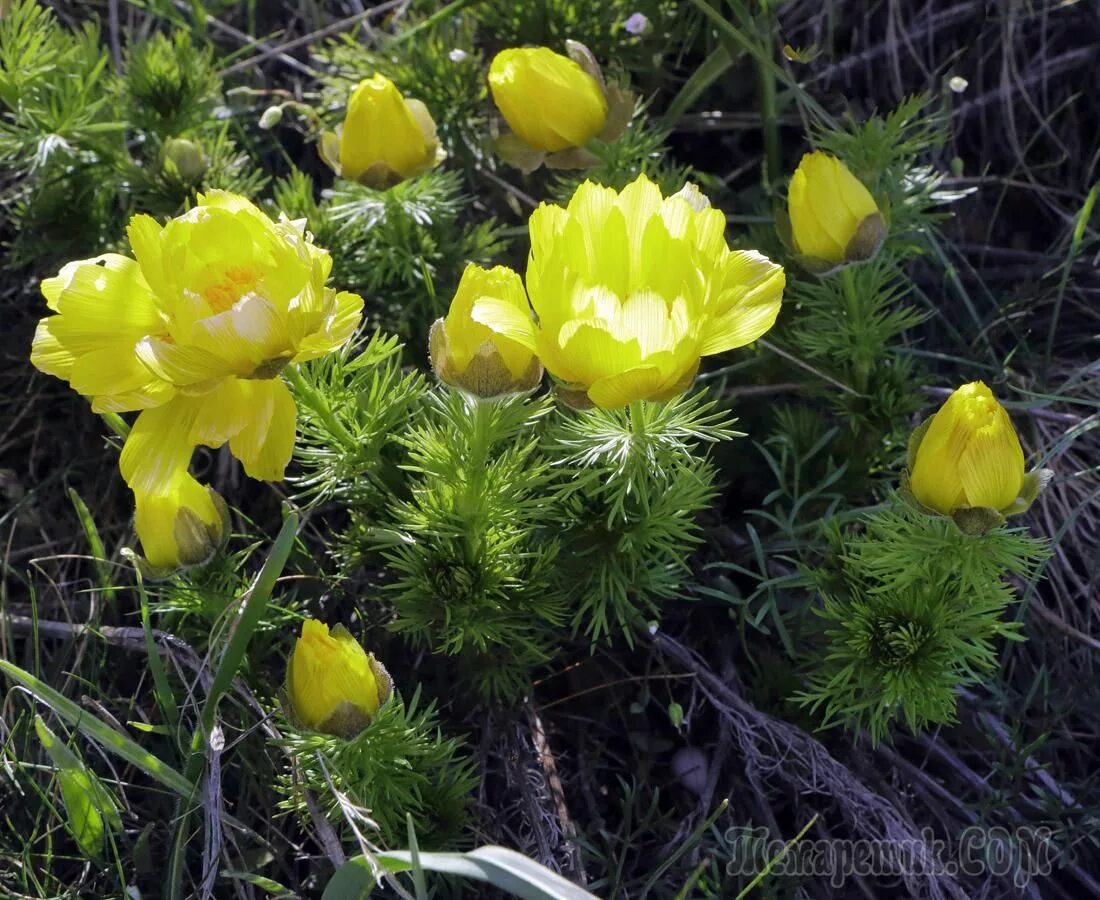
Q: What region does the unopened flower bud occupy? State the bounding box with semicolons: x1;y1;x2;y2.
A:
320;74;442;189
787;151;884;271
430;263;542;399
134;472;228;572
285;620;393;738
163;137;207;181
258;105;284;129
907;381;1049;532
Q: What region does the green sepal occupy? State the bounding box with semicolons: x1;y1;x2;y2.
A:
564;39;603;86
553;382;595;410
794;251;844;277
429;318;544;399
318;130;341;175
773;205;794;253
844;211;887;263
493;132;545;174
598;83;635;143
544;145;601;170
1001;468;1053;517
951;506;1005;535
906;414;933;470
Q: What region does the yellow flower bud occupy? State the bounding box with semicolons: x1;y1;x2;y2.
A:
321;75;442;188
488;47;608;154
909;381;1026;518
787;151;884;268
134;471;229;571
472;176;785;408
429;264;542;398
286;620;393;738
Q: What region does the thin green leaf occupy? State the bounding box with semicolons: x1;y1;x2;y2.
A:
34;715;122;860
0;659;193;798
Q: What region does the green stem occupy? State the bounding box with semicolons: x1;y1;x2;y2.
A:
459;397;493;563
756;19;781;192
840;266;869;394
629;399;647;442
283;366;357;448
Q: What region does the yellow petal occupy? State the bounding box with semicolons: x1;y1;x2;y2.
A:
189;379;252;448
120;397;202;495
469;296;538;351
30;319;75;381
228;379;297;481
788;155;846;262
700;251;786;355
587;365;666;408
958;406;1025;509
136;336;236;386
293;290;364;363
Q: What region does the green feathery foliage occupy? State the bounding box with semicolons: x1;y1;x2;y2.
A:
122;31;220;136
797;502;1048;743
280;688;476;848
376;391;566;702
289;332;426;514
276;169;508;355
547;392;737;643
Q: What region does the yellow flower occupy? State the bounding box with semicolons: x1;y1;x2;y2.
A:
320;74;442;188
286;620;393;738
488;47;608;154
429;264;542;398
134;471;228;571
30;191;363;498
472;176;785;408
909;381;1026;516
787;151;884;268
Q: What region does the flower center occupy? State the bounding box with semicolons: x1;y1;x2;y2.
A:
202;265;263;314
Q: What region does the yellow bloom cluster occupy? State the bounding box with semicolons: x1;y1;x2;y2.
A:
285;619;392;738
433;175;785;407
318;44;631;185
31;192;363;570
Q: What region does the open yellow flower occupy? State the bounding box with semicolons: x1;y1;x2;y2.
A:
908;382;1037;527
319;74;442;188
471;176;785;408
788;151;884;269
429;263;542;398
134;471;229;571
489;47;608;154
31;191;363;497
286;620;393;738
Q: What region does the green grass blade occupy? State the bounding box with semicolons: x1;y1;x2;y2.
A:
662;45;734;128
169;508;299;900
34;715;122;860
67;488;111;594
0;658;194;798
133;565;181;745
